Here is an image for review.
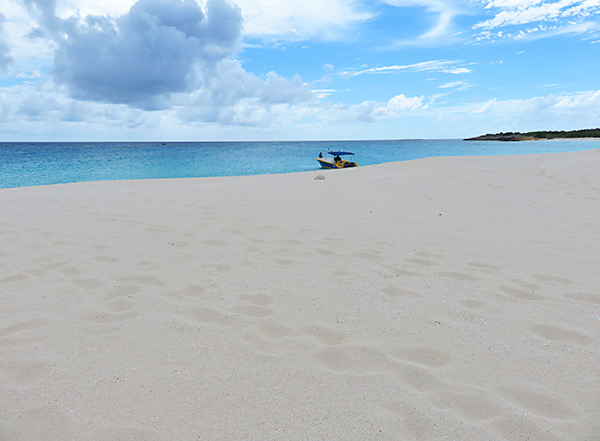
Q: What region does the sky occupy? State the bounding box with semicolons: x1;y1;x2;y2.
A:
0;0;599;141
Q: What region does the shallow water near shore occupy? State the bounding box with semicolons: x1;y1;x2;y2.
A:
1;138;599;188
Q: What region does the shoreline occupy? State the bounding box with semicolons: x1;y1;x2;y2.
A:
2;147;600;191
1;150;599;440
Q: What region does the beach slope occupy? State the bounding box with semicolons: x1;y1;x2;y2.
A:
1;150;599;440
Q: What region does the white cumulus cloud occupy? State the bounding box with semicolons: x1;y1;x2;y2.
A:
369;94;425;121
475;0;600;30
13;0;316;116
438;81;465;88
344;59;472;78
470;89;600;128
382;0;464;42
235;0;371;41
0;14;13;72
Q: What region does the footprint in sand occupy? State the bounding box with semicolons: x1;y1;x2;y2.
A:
44;260;69;270
202;239;229;247
206;263;234;274
511;279;541;291
436;390;503;420
241;317;299;354
497;384;575;419
533;274;574;285
231;304;273;318
38;230;59;238
303;325;350;346
181;283;207;298
178;306;236;327
352;250;384;261
230;293;277;319
85;310;139;324
496;284;537;300
273;257;302;267
242;329;296;355
468;262;501;272
389;346;452;368
405;258;437;267
0;319;50;347
92;255;119;263
238;293;275;307
435;271;479;282
60;266;87;277
415;250;445;259
311;247;340;257
392;362;444;391
564;291;600;305
528;323;591;345
135;259;158;268
0;359;51;386
103;285;142;301
460;299;486;310
275;238;302;245
106;299;134;313
378;402;444;440
86;294;138;324
491;415;563;441
117;273;164;287
255;321;293;340
383;265;421;277
72;278;104;289
380;286;417;298
221;228;245;235
0;319;50;338
0;273;29;284
51;239;77;247
314;345;395;373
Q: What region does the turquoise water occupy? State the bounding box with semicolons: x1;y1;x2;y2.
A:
1;139;599;188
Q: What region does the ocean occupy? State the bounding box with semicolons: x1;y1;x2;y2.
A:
1;139;599;189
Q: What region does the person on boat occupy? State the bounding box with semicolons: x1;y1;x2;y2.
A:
334;155;341;162
319;152;323;158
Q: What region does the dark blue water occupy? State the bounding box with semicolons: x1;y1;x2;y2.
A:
1;139;599;188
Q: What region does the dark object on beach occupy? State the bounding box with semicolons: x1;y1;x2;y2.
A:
465;128;600;141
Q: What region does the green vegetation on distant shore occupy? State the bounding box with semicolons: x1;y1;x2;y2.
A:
465;128;600;141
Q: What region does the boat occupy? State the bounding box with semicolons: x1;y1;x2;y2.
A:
316;151;358;169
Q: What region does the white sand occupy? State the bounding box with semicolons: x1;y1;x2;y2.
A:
1;150;599;440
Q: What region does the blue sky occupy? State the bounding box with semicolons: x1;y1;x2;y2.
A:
0;0;599;141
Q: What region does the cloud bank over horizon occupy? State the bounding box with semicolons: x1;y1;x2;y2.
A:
0;14;12;72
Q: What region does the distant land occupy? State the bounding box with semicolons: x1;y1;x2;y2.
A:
465;128;600;141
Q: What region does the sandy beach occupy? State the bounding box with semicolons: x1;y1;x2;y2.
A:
1;150;599;440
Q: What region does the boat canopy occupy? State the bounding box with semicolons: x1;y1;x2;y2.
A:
327;151;355;156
